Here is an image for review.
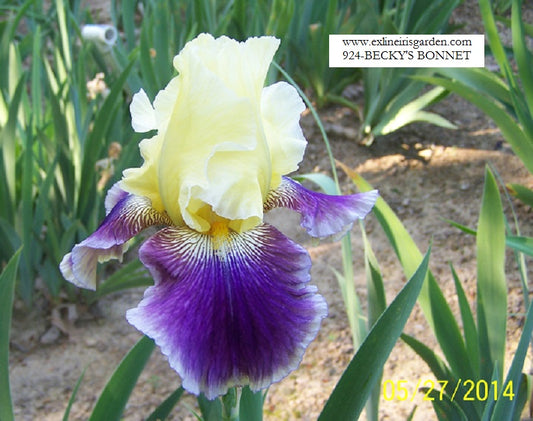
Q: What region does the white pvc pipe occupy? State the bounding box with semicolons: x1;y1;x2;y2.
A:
81;24;118;49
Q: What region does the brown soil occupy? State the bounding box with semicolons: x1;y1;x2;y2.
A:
8;1;533;420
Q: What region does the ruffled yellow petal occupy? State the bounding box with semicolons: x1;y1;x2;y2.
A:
123;77;181;214
153;76;180;131
130;89;156;132
121;134;165;213
174;34;280;103
123;34;307;234
158;35;280;232
261;81;307;188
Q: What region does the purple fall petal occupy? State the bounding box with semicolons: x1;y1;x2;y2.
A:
104;182;129;214
264;176;378;238
60;190;172;290
126;223;327;399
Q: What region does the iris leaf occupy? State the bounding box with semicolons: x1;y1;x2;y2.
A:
480;366;500;421
198;393;222;421
490;298;533;420
511;0;533;112
422;387;468;421
401;333;480;419
90;259;153;302
145;387;185;421
476;167;506;381
121;0;137;50
0;249;22;421
450;265;479;378
415;74;533;175
342;164;473;380
506;236;533;256
62;368;86;421
0;72;27;227
88;336;155;421
507;183;533;208
362;225;386;330
362;227;386;421
294;173;337;196
318;248;430;420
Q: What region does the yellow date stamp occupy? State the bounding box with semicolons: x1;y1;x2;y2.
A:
382;379;515;402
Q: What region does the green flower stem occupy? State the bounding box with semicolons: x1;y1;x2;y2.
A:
221;387;239;421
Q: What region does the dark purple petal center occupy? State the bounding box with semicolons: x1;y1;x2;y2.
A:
126;223;327;399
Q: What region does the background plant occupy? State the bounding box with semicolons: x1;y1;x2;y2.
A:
0;0;166;305
417;0;533;207
282;0;363;107
349;164;533;420
351;0;461;145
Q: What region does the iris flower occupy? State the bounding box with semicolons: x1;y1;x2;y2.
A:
60;34;378;399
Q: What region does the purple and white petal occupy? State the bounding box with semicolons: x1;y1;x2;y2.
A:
104;182;129;215
126;223;327;399
264;176;378;238
60;192;172;290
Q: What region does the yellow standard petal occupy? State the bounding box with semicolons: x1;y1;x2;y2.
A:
261;81;307;188
159;34;279;232
130;89;156;133
122;76;181;215
122;34;307;234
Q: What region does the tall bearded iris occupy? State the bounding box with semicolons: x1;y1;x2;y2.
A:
60;34;378;399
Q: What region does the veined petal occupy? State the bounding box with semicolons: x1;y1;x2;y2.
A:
60;189;172;290
104;182;129;215
264;176;379;238
126;223;327;399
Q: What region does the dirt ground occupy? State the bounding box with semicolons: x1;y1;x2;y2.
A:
8;1;533;420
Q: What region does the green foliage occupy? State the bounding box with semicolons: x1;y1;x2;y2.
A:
350;165;532;420
62;369;86;421
319;249;430;420
282;0;362;107
88;258;152;303
354;0;461;144
88;336;155;421
506;236;533;257
0;1;148;304
492;0;512;14
417;0;533;206
238;387;265;421
0;250;22;421
59;335;185;421
477;168;507;381
109;0;292;97
145;387;185;421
